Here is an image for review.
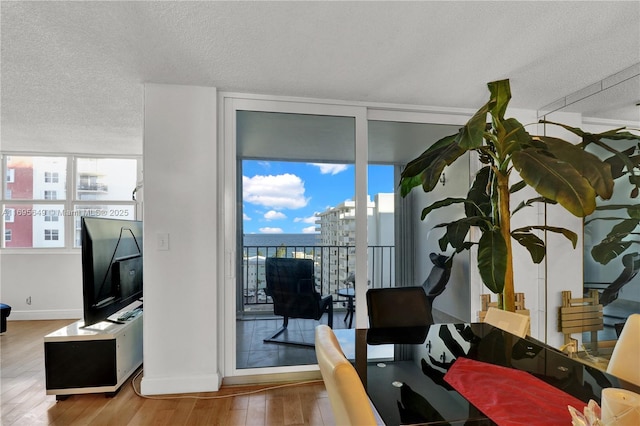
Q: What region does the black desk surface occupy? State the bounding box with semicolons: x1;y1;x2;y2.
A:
354;323;634;426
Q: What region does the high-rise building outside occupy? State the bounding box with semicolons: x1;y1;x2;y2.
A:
315;193;394;293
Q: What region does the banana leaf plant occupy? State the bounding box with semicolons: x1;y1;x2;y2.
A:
584;142;640;266
399;79;640;312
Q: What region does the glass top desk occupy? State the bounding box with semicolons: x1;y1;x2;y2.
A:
353;323;638;426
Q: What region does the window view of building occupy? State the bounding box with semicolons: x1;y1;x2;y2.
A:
241;191;395;312
1;155;138;248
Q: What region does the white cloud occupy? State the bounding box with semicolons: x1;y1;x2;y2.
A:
294;213;319;224
243;213;251;221
243;173;309;209
264;210;286;220
302;226;318;234
310;163;349;175
259;227;284;234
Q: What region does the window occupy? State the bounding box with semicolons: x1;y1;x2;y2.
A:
3;208;14;223
44;229;59;241
76;158;136;201
44;210;59;222
1;154;140;249
4;156;67;200
44;172;59;183
4;230;11;242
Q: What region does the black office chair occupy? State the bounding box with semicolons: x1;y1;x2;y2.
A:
422;253;452;304
366;286;434;328
264;257;333;347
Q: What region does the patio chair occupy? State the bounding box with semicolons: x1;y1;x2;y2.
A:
264;257;333;347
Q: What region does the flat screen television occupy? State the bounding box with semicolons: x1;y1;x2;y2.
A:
81;217;143;327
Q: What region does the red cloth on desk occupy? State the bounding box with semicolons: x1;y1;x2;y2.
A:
444;357;586;426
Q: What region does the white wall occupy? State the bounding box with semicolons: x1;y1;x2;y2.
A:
0;252;82;319
140;84;220;395
541;111;586;347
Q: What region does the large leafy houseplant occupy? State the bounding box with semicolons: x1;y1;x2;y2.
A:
400;79;640;312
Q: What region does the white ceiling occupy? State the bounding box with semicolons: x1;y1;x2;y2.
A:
2;1;639;156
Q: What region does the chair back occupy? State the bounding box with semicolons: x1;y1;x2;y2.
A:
483;307;530;338
265;257;322;320
607;313;640;386
315;325;380;425
366;286;433;328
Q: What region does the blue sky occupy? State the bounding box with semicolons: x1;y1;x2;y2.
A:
242;160;394;234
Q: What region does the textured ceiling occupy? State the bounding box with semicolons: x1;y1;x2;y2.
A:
1;1;639;155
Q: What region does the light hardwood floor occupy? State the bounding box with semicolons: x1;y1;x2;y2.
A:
1;320;335;426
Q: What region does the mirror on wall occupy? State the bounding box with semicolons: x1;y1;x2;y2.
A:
548;65;640;348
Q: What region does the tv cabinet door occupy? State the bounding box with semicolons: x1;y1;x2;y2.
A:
44;339;117;389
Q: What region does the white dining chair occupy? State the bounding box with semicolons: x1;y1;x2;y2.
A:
607;313;640;387
483;306;530;338
315;325;383;425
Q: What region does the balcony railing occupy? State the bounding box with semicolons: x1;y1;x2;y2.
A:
241;244;395;313
77;183;109;192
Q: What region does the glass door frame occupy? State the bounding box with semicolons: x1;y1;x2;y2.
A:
220;93;474;378
221;95;368;378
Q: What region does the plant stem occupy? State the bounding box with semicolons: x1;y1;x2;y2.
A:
497;170;515;312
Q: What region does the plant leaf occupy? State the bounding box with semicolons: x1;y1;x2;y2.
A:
420;197;469;220
500;117;532;158
512;148;597;217
590;218;640;265
511;231;546;263
591;240;634;265
510;180;526;193
604;148;640;179
400;133;466;195
478;229;507;294
447;221;471;249
433;216;493;251
487;79;511;120
513;225;578;249
457;103;489;150
466;166;492;218
512;197;557;216
537;136;614;199
399;175;423;198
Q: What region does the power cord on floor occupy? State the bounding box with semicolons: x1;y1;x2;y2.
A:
130;368;324;400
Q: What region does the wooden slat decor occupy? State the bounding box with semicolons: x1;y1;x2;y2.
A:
558;289;604;354
478;293;529;323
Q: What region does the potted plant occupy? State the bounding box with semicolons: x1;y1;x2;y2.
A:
400;79;640;312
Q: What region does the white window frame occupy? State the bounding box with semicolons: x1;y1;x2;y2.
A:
221;95;367;378
1;153;142;250
4;229;11;242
